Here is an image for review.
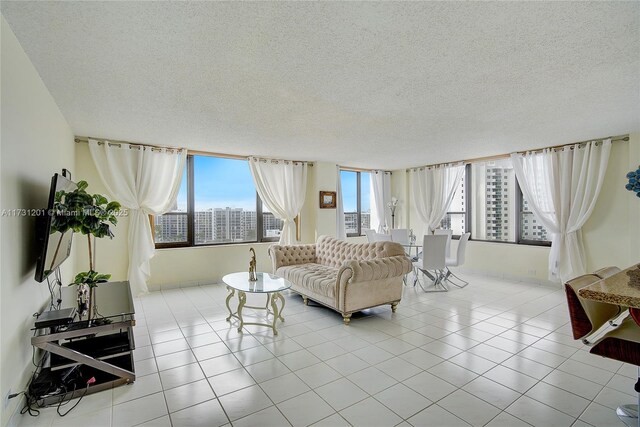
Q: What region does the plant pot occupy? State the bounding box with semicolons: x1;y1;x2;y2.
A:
77;284;98;321
77;283;90;320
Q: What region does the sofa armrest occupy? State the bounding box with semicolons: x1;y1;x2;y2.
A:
269;244;317;272
337;255;412;284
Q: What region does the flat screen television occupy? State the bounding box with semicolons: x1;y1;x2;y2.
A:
34;173;77;282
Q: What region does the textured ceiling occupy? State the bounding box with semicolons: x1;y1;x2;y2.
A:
1;2;639;169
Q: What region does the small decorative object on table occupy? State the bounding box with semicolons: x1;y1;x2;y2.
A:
248;248;257;281
625;166;640;198
627;265;640;288
409;228;416;245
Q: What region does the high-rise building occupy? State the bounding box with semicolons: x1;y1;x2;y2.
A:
213;207;246;242
521;198;549;241
485;167;511;240
471;161;516;242
344;212;358;234
361;212;370;230
154;213;188;243
343;212;371;235
194;209;214;244
243;210;257;241
263;212;282;238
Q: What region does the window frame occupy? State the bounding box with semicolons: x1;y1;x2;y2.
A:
464;160;551;246
341;169;368;238
154;154;280;249
441;164;471;240
515;182;551;247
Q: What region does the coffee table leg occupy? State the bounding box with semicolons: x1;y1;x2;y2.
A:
270;293;280;335
225;286;236;321
275;292;285;322
237;291;247;333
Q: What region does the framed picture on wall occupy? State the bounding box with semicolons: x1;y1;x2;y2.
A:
319;191;336;209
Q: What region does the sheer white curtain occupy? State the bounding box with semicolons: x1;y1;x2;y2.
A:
511;139;611;282
89;140;186;295
248;157;308;245
370;170;391;233
410;163;465;233
336;166;347;240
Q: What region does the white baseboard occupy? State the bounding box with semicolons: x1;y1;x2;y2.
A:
7;393;26;427
458;267;560;288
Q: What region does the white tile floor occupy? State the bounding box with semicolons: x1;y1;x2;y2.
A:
14;272;637;427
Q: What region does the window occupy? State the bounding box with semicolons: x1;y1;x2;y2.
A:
340;170;370;236
261;205;283;240
154;154;278;247
518;185;550;244
470;159;517;242
439;165;469;236
459;158;550;245
153;168;189;245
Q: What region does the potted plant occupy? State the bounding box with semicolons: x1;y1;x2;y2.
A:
51;180;121;320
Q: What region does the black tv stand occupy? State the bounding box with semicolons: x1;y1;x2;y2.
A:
30;281;136;406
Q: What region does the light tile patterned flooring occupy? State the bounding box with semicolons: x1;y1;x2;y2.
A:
16;272;637;427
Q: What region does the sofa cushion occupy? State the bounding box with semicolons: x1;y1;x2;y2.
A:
315;235;406;268
276;263;338;299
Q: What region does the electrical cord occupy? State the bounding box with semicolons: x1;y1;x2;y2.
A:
45;267;63;311
56;377;95;417
54;268;63;309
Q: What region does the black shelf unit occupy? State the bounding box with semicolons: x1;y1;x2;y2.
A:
30;281;136;406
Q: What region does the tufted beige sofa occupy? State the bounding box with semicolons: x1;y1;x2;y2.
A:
269;235;412;324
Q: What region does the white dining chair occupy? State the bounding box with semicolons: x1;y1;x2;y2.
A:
413;234;448;292
364;229;376;243
444;232;470;287
390;228;413;284
373;232;392;242
390;229;412;256
434;228;453;258
391;229;410;245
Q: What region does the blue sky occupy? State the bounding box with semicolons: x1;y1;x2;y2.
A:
175;157;257;211
341;170;370;213
175;158;371;212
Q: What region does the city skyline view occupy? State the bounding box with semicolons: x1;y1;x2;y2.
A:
158;157;548;244
173;160;375;214
173;156;259;212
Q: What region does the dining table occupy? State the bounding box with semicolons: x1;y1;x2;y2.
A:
578;263;640;427
578;264;640;322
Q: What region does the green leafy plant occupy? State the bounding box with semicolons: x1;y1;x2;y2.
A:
71;270;112;288
51;180;121;287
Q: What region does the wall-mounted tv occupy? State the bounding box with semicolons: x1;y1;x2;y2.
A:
34;173;77;282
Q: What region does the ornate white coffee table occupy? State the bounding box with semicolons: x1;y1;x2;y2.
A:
223;272;292;335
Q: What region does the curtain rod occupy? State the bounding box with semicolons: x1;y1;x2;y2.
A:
75;136;184;151
340;166;392;174
409;134;629;170
75;136;313;165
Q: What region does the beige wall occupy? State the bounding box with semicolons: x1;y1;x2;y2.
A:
74;144;130;281
314;162;338;239
0;17;76;426
405;134;640;284
582;133;640;271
